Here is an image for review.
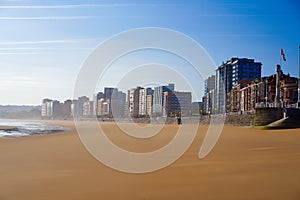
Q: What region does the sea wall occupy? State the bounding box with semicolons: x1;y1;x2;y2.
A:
286;108;300;120
192;114;255;126
254;108;283;126
225;114;255;126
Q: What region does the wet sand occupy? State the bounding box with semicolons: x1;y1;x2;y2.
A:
1;120;300;200
0;126;17;130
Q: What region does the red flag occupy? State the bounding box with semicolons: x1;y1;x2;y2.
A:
281;48;286;61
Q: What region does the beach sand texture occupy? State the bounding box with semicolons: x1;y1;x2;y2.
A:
1;120;300;200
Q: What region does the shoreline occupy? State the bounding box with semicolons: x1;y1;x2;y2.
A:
0;125;18;130
0;119;71;138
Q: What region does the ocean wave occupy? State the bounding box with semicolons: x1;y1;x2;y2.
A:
0;120;70;138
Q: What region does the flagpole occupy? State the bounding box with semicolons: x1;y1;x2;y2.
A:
280;49;282;67
280;48;282;108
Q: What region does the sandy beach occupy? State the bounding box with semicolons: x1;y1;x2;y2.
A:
1;120;300;200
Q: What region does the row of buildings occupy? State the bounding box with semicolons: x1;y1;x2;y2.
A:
42;57;297;119
128;84;192;117
203;57;299;114
41;84;193;119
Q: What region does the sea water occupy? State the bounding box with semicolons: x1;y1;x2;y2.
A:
0;119;70;138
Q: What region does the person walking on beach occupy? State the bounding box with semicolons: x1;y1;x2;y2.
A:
177;115;182;125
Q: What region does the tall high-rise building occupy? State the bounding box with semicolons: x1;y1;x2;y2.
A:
97;92;104;99
72;96;89;118
63;99;72;118
104;87;118;100
110;91;126;118
71;99;78;117
203;75;215;114
123;101;129;117
93;92;104;117
146;88;154;95
153;83;175;116
163;91;191;116
215;58;262;114
137;88;153;116
146;88;154;116
118;91;126;117
52;100;62;118
41;98;52;118
139;88;147;116
128;89;135;117
117;91;126;104
146;94;153;116
128;87;143;117
231;58;262;87
41;98;54;118
104;87;124;117
97;98;104;116
97;98;110;116
41;99;62;118
83;101;93;117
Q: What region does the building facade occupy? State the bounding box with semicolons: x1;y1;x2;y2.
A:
163;91;191;117
146;94;153;116
138;88;147;116
41;98;52;118
128;87;142;117
152;83;175;116
228;69;298;113
203;75;215;114
62;99;72;118
215;58;262;114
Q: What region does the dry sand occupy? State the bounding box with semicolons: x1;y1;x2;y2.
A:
1;120;300;200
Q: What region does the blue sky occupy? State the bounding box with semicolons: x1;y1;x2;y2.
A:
0;0;299;105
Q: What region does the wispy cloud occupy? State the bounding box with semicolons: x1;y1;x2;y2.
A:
195;14;275;17
0;52;39;55
0;47;42;50
0;14;277;21
0;40;74;45
0;3;180;9
0;47;91;50
0;76;43;87
0;0;25;1
0;16;104;20
10;76;35;81
202;34;273;37
0;38;97;45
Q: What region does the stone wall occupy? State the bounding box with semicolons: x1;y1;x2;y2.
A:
225;114;254;126
195;114;254;126
254;108;283;126
286;108;300;120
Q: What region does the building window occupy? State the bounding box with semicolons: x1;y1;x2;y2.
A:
289;89;294;99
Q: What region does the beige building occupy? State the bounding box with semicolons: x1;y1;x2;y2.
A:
139;88;147;116
146;94;153;116
97;98;110;116
128;87;142;117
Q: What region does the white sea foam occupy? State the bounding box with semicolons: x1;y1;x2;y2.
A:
0;119;69;138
